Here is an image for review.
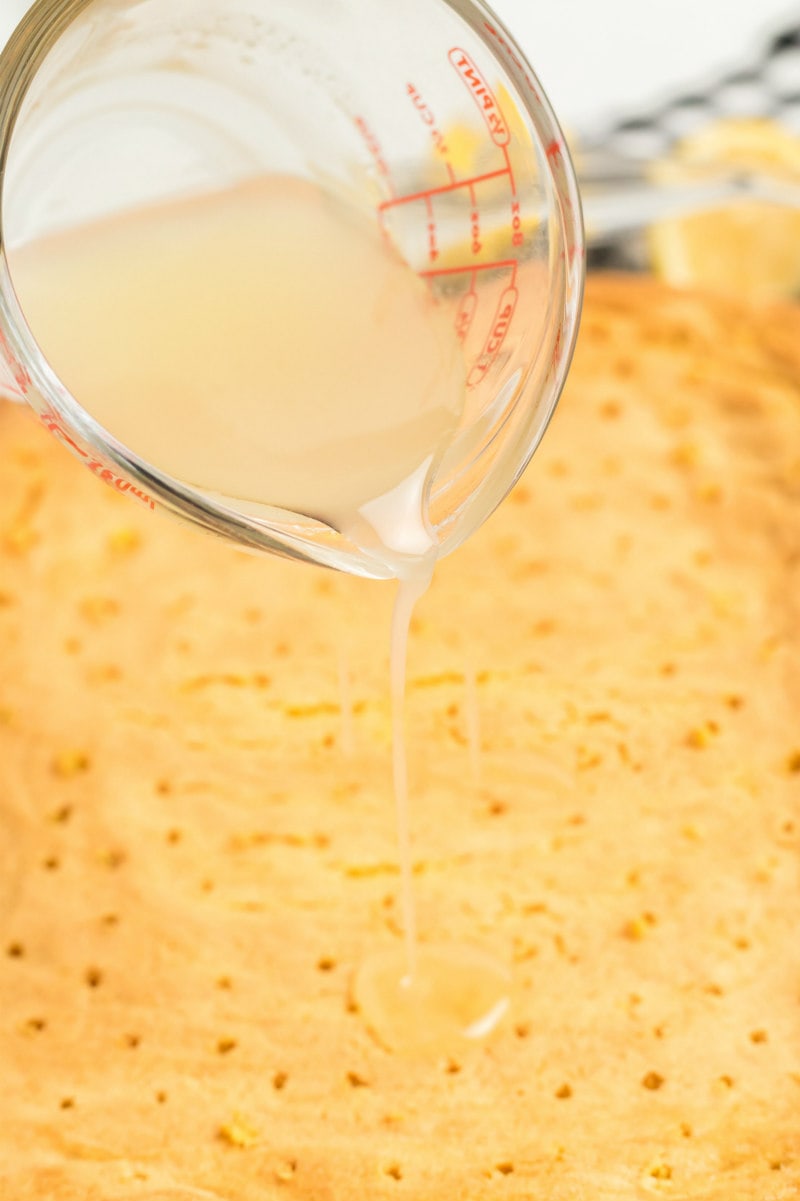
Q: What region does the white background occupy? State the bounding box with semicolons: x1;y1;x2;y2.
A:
1;1;797;132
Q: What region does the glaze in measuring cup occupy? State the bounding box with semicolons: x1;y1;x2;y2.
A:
0;0;583;579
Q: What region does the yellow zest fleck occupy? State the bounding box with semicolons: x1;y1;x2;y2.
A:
107;526;142;554
685;721;719;750
97;848;127;869
52;749;90;778
218;1113;259;1149
670;442;698;469
696;482;722;504
648;1162;673;1182
3;523;39;555
623;912;658;941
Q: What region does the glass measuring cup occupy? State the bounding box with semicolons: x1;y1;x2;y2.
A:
0;0;583;579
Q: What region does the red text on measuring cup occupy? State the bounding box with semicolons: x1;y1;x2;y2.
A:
468;286;518;387
448;49;509;147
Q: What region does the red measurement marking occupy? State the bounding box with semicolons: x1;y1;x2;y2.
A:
40;413;156;510
424;195;439;262
546;138;563;164
406;82;451;162
467;286;518;388
419;259;517;280
455;290;478;342
379;169;509;211
0;328;31;398
41;413;88;457
449;48;509;146
503;144;517;198
353;115;394;195
510;199;523;247
470;205;481;255
87;461;156;509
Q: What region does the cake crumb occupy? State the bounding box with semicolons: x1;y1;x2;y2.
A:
555;1083;573;1100
749;1029;768;1044
642;1071;665;1091
217;1037;238;1055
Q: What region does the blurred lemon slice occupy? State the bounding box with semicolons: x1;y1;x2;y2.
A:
649;118;800;302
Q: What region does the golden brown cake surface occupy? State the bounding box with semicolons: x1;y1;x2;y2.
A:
1;275;800;1198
